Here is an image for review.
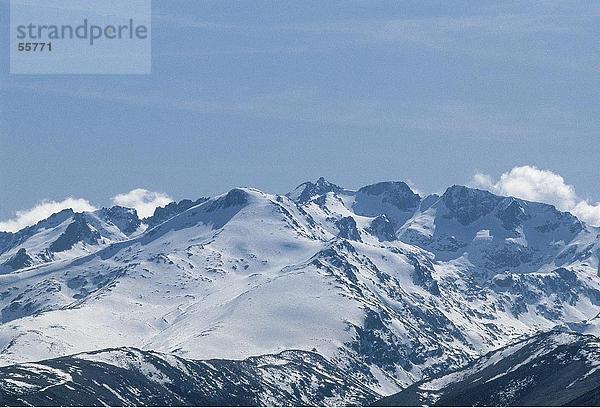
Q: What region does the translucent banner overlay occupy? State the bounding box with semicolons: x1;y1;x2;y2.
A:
10;0;151;74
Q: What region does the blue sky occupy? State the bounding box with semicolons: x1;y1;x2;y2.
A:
1;1;599;225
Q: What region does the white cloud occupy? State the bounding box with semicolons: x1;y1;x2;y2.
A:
471;165;600;226
572;201;600;227
112;189;173;218
471;172;494;190
0;198;97;233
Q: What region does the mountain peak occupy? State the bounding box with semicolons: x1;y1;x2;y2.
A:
357;181;420;208
441;185;502;225
144;197;209;229
357;181;416;196
315;176;338;188
352;181;421;225
96;206;141;235
205;188;252;212
48;216;101;253
287;177;344;204
1;248;33;271
35;208;76;229
443;184;497;198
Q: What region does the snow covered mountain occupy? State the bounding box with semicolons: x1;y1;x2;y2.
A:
0;199;208;273
375;329;600;406
0;178;599;405
0;207;142;273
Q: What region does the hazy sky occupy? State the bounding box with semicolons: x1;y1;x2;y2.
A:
1;0;599;222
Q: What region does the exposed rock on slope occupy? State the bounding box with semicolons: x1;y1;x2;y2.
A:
375;330;600;407
0;348;377;406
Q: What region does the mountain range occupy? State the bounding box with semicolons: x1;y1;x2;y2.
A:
0;178;599;406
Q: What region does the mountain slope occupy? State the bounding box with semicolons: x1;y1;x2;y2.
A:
0;347;377;406
374;330;600;407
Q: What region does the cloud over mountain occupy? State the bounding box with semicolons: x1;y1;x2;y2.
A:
0;189;174;232
0;198;97;233
472;165;600;226
111;188;173;218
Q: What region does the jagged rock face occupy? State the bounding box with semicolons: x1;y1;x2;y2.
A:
208;188;249;210
49;214;102;253
367;215;397;242
0;181;598;405
336;217;361;241
496;198;530;229
97;206;141;235
0;232;12;254
442;185;501;225
406;254;440;296
1;248;33;272
375;330;600;407
144;198;208;229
